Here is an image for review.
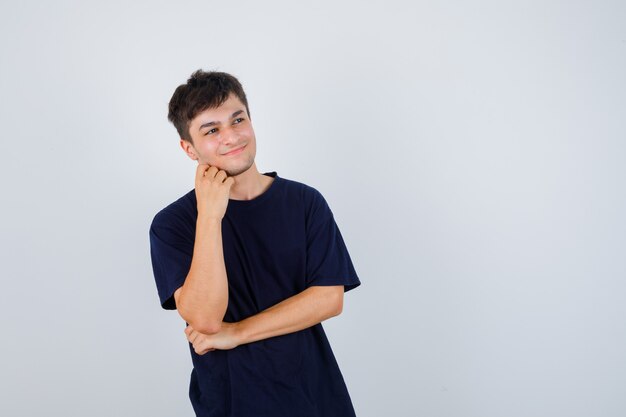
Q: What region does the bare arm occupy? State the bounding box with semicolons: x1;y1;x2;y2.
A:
175;217;229;334
175;164;234;334
184;285;344;354
236;285;344;344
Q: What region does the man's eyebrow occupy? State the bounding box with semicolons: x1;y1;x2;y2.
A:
198;109;245;131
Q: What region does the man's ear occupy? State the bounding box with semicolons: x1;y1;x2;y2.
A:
179;139;199;161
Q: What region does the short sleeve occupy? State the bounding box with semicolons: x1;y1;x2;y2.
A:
149;210;194;310
305;188;361;292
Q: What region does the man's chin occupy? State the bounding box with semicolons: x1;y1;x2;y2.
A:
224;161;254;177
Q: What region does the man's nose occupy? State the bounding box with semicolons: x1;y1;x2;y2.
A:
219;126;237;145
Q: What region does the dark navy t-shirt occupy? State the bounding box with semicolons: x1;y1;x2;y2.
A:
149;171;361;417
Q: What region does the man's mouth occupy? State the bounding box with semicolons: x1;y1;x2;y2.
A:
222;144;246;156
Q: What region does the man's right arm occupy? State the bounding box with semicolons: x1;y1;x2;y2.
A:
174;164;234;335
175;217;229;334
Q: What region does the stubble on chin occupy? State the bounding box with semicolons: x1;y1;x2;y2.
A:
223;157;254;177
224;168;241;177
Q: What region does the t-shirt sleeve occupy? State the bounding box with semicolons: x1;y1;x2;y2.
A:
149;210;194;310
305;188;361;292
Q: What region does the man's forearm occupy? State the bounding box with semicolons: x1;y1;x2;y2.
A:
178;217;229;333
234;285;344;345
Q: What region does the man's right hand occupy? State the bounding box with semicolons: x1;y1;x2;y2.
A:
195;164;235;220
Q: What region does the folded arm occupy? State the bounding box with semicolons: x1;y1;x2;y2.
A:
237;284;343;344
175;217;229;334
183;285;344;354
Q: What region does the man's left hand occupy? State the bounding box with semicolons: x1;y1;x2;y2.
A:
184;322;241;355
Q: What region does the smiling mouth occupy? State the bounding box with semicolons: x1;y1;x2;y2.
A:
222;144;246;156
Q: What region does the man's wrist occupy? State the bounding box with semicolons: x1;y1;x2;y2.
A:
196;214;223;225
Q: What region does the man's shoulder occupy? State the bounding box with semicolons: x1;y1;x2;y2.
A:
276;175;331;219
277;175;325;201
150;189;196;229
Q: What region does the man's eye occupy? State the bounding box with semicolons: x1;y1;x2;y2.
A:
205;119;243;135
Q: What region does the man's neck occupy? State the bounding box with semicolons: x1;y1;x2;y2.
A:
229;165;274;201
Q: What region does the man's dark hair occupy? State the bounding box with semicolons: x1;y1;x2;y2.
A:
167;70;251;144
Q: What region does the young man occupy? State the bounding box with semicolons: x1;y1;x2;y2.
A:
149;70;361;417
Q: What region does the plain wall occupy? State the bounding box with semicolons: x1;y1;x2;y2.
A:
1;1;624;416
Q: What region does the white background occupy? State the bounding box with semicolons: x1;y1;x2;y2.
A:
1;1;625;416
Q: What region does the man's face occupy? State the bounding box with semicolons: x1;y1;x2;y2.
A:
182;93;256;177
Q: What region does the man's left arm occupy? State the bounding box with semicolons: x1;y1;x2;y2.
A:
184;285;344;354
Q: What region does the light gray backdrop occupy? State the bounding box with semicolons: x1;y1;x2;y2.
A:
1;1;624;416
